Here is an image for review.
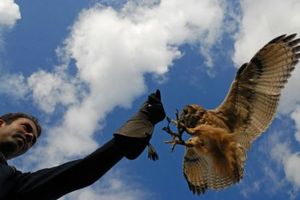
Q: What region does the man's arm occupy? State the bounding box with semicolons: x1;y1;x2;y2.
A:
13;138;123;199
11;90;165;200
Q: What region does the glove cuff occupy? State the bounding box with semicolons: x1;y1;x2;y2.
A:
113;112;154;160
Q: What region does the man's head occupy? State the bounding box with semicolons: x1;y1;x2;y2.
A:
0;112;42;160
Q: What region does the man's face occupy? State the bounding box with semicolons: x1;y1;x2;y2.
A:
0;117;38;159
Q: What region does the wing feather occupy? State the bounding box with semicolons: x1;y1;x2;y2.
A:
183;145;243;194
183;148;208;194
213;34;300;148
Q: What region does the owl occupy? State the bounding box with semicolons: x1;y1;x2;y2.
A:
163;34;300;195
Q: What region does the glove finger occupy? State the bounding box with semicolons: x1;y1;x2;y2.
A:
148;90;161;103
155;89;161;100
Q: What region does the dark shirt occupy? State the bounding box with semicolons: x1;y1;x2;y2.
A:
0;139;123;200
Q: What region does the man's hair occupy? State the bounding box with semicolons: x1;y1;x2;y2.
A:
0;112;42;136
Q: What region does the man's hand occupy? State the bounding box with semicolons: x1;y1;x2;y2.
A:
113;89;166;160
141;90;166;125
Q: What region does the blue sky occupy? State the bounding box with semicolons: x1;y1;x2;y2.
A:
1;0;300;199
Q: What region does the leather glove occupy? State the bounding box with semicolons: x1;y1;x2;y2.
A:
113;89;165;160
140;90;166;125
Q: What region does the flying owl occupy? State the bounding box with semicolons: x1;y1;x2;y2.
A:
163;34;300;195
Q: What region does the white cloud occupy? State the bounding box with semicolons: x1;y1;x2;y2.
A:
65;171;150;200
0;0;20;53
0;0;21;27
279;67;300;115
284;153;300;187
0;73;29;99
271;141;291;164
27;70;79;113
240;180;262;198
239;128;300;199
271;139;300;197
275;106;300;191
291;106;300;142
239;129;291;198
233;0;300;192
233;0;300;67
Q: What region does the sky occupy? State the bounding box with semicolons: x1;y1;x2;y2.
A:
1;0;300;199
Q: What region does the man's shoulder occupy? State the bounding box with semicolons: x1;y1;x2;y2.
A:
0;152;7;165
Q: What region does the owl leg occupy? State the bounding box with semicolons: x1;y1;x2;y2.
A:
184;127;198;135
164;139;186;151
162;116;186;151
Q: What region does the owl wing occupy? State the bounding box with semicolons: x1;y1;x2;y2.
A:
213;34;300;149
183;145;244;194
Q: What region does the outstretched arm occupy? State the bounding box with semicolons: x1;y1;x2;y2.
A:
10;90;165;200
13;138;123;200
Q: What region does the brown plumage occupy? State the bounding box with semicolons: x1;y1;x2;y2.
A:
163;34;300;195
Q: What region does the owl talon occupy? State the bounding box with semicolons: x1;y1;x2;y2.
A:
164;139;185;151
163;114;187;151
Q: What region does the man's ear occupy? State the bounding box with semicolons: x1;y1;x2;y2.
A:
0;119;6;127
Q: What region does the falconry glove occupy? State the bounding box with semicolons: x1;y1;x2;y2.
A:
114;90;165;160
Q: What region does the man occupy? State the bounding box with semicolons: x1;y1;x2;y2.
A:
0;90;165;200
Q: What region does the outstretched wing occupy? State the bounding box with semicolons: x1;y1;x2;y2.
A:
214;34;300;148
183;146;243;195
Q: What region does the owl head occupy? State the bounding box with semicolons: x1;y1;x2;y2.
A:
180;104;206;128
